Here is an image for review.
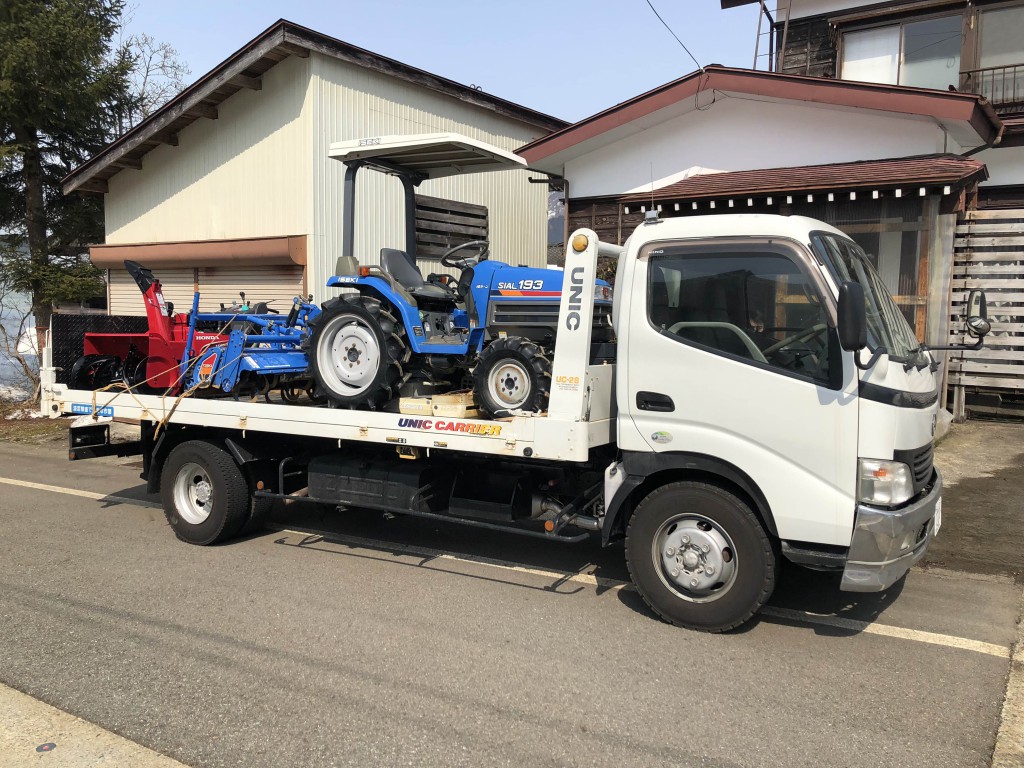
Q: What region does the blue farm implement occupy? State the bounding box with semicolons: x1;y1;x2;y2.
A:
71;260;321;402
180;289;321;399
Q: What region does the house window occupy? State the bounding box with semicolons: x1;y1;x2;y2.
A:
842;15;962;91
974;5;1024;106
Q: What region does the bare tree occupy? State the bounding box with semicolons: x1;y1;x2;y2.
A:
122;32;190;130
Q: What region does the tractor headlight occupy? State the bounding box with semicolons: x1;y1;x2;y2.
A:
858;459;913;507
594;285;613;302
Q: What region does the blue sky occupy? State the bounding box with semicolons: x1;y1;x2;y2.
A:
123;0;762;122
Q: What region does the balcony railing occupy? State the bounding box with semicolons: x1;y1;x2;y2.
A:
961;64;1024;110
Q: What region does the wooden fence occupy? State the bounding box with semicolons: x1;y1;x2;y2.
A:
949;209;1024;417
414;194;488;260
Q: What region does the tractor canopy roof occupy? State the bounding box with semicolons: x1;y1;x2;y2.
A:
328;132;528;179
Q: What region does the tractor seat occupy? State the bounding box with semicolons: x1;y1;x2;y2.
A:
380;248;454;302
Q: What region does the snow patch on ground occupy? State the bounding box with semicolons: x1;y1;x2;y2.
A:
4;408;43;420
0;385;30;402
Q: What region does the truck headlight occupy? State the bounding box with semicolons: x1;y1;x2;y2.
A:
858;459;913;507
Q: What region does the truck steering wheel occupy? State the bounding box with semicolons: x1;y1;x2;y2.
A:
440;240;489;270
761;323;828;357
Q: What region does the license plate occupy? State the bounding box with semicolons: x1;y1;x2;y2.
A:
933;498;942;538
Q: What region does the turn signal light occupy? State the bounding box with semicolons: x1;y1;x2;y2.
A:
572;234;589;252
359;266;371;277
544;520;555;532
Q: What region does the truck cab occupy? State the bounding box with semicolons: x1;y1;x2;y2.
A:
601;214;958;623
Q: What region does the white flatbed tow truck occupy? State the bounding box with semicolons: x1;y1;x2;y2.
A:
43;135;990;632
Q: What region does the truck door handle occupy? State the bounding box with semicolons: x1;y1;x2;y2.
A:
636;391;675;412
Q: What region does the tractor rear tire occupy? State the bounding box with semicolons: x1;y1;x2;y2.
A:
306;295;410;409
473;337;551;418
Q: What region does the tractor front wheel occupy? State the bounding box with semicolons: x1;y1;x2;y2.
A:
473;337;551;418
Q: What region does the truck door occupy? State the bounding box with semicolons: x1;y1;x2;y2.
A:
622;239;858;546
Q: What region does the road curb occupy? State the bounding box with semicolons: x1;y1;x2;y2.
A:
0;682;188;767
992;588;1024;767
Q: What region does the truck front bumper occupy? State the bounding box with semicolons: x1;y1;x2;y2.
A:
840;469;942;593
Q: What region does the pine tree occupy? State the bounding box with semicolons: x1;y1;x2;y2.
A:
0;0;135;347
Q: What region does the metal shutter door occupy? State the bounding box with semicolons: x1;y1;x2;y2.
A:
196;266;304;313
107;268;196;316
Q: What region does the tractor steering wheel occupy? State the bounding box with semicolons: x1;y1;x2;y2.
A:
440;240;489;270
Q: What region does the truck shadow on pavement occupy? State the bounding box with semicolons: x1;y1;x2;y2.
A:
111;487;908;637
241;500;904;636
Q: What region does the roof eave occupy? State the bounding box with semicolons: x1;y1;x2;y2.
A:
518;66;1003;167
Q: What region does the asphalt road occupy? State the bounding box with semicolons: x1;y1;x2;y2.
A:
0;440;1020;768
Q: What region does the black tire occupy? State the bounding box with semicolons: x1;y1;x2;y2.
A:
239;496;275;536
472;337;552;418
625;481;776;633
305;295;410;409
160;440;250;545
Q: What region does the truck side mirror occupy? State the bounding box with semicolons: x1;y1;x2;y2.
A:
966;288;991;339
837;281;867;351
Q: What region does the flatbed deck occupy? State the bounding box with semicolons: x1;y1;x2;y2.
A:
47;362;614;462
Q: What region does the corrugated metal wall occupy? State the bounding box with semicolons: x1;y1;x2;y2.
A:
101;50;552;308
104;55;312;243
196;265;304;313
308;54;551;298
108;266;303;316
108;268;196;316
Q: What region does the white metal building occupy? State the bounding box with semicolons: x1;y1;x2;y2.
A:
63;20;566;315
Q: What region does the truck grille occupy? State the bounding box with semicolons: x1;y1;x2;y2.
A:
894;443;934;496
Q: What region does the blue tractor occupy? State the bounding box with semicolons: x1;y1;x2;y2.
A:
305;134;613;417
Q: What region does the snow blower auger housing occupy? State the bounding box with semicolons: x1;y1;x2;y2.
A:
312;133;613;417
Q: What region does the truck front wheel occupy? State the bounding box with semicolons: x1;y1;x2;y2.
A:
160;440;250;545
625;481;776;632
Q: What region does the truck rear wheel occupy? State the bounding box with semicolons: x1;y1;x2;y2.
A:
160;440;250;545
473;337;551;418
306;295;409;409
625;481;776;632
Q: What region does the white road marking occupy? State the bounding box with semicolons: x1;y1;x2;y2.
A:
0;476;162;509
761;607;1011;659
0;475;1013;660
281;528;1013;660
0;682;186;767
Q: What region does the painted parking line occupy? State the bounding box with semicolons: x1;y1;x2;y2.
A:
0;475;1014;661
0;682;187;767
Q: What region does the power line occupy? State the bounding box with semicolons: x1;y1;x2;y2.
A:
644;0;705;73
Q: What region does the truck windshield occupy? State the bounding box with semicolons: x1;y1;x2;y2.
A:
811;233;922;361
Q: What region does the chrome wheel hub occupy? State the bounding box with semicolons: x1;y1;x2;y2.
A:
173;462;214;525
654;515;737;602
